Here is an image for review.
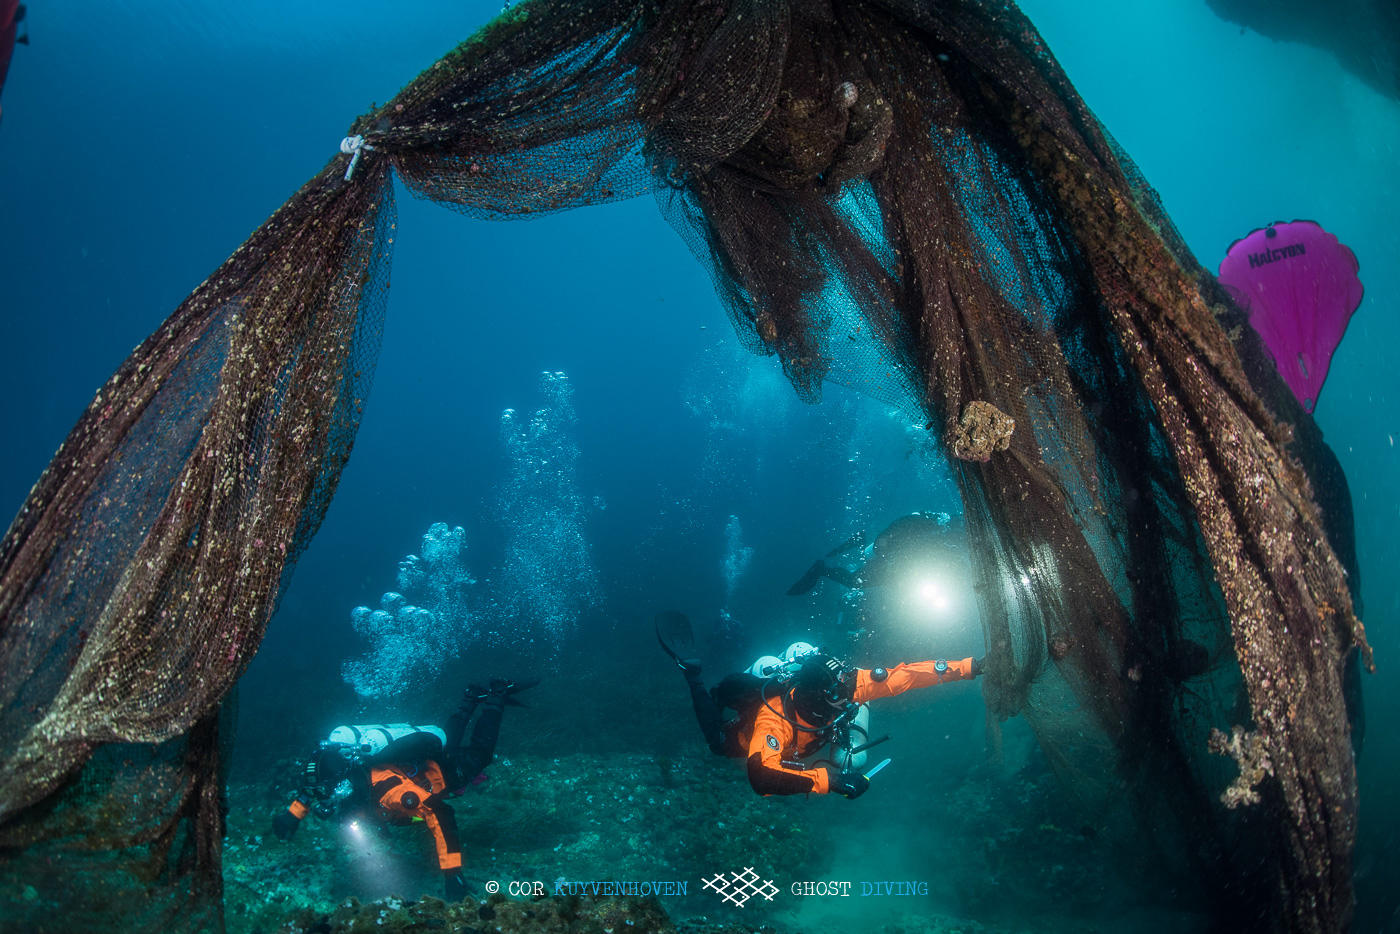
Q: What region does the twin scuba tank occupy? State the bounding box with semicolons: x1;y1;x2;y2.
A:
745;641;813;680
746;642;871;771
323;723;447;765
299;725;447;818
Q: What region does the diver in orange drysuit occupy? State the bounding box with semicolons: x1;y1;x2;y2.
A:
656;611;981;798
271;679;535;901
747;652;979;797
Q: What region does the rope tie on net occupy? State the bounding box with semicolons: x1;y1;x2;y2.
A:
340;134;375;181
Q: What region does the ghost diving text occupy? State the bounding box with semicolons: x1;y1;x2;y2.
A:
790;880;930;896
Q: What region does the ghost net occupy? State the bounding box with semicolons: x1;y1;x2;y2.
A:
0;2;1370;932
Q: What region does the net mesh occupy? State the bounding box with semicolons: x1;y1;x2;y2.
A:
0;2;1370;932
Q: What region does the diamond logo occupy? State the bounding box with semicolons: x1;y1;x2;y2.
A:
701;868;779;908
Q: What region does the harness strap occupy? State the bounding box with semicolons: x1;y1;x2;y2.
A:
371;774;404;797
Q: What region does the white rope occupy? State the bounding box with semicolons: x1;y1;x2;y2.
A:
340;135;375;181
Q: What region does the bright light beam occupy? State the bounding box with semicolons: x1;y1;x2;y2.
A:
917;578;951;612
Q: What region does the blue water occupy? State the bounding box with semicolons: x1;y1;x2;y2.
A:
1;1;1397;931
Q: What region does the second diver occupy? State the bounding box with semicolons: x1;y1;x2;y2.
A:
271;678;536;901
656;610;981;800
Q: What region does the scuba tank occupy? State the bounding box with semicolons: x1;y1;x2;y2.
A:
748;655;783;678
783;642;818;663
714;649;811;718
746;643;816;680
326;724;446;763
295;724;447;823
832;704;871;771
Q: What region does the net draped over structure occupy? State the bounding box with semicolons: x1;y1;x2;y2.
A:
0;2;1370;932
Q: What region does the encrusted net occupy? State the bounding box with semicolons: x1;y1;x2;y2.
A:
0;158;396;931
0;2;1369;932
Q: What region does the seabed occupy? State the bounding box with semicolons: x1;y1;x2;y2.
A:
223;750;1121;934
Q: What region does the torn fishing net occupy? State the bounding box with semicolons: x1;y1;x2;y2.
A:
0;1;1370;932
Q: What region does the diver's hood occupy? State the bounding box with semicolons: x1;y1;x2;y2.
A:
789;654;854;724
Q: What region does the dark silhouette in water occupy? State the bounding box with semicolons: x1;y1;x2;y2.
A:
270;679;534;902
1208;0;1400;101
786;512;958;594
0;2;1371;931
706;611;751;672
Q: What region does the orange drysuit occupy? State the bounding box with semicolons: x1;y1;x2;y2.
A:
746;658;976;795
370;760;462;870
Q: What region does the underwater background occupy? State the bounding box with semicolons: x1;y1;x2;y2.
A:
0;1;1396;932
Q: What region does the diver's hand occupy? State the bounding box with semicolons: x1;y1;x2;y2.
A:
971;656;985;677
829;771;870;800
271;808;302;841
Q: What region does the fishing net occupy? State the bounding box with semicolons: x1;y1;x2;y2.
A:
0;2;1370;932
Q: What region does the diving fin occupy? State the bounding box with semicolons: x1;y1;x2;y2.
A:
497;677;539;707
825;530;867;559
466;678;540;708
655;610;700;671
786;560;827;596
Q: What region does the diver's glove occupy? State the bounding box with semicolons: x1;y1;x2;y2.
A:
272;805;304;841
970;656;986;678
676;656;702;679
829;772;870;800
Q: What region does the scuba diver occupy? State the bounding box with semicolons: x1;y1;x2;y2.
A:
786;511;957;595
656;610;981;799
270;678;536;901
708;609;752;671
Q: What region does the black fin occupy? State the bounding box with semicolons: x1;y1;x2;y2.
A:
502;677;539;707
465;677;540;708
786;560;827;596
655;610;698;665
825;530;866;558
